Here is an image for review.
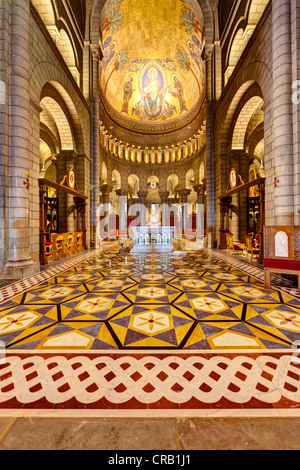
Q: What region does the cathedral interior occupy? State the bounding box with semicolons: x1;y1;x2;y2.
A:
1;0;300;451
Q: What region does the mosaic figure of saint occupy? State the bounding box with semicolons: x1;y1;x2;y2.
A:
121;75;135;115
168;75;188;114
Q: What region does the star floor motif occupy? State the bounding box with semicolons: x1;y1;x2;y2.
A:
0;248;300;415
0;250;300;351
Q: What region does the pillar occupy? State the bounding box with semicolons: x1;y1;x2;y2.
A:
3;0;35;279
91;47;101;246
194;184;205;239
272;0;294;225
100;184;111;239
160;191;169;226
205;45;216;247
65;152;77;233
0;0;10;276
117;189;128;238
137;191;147;227
179;189;190;237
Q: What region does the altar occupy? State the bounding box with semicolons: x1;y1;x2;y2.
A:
130;226;174;253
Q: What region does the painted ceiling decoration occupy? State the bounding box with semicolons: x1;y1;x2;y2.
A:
99;0;206;134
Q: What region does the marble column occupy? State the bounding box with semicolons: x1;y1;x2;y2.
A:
3;0;35;279
272;0;294;225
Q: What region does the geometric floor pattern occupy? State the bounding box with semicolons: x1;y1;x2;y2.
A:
0;248;300;415
0;250;300;351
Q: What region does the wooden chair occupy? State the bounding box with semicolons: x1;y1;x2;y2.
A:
227;233;244;255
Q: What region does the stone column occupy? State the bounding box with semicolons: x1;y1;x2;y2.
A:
194;184;205;239
160;191;169;226
205;45;216;247
0;0;10;276
90;47;101;247
272;0;294;225
179;189;191;237
137;191;147;227
3;0;35;279
65;152;77;233
100;184;111;239
117;189;128;238
291;0;300;222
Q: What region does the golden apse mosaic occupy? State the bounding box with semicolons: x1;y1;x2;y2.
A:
99;0;206;128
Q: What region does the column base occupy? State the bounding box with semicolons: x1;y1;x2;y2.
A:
2;258;38;280
207;232;215;249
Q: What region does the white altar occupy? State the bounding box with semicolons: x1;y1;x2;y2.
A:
130;226;174;253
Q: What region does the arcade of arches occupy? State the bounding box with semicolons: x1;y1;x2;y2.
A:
1;0;300;448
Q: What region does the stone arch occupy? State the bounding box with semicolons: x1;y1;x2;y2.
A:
112;169;121;190
57;28;78;70
128;174;139;199
40;123;60;155
40;95;74;151
199;161;205;183
218;59;271;163
146;176;161;205
167;174;179;198
30;62;89;157
231;96;264;150
227;28;246;70
31;0;56;27
246;0;270;26
186;169;195;189
101;161;108;184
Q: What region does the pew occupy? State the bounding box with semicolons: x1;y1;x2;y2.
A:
47;232;84;262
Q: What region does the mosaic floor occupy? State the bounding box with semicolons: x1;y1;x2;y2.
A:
0;248;300;415
0;250;300;351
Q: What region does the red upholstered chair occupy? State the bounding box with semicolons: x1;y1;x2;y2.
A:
227;233;244;255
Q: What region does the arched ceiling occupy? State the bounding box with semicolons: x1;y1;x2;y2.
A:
98;0;206;146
